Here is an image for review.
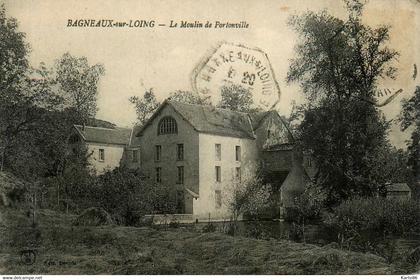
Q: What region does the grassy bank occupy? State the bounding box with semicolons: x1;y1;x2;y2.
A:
1;209;406;275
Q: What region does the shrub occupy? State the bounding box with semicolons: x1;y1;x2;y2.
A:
289;222;303;242
245;222;270;240
324;197;420;248
73;207;114;226
202;222;216;233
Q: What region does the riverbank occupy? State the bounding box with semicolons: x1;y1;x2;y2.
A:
0;209;402;275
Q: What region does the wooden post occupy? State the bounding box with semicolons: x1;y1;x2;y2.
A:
57;183;60;209
0;146;5;172
32;192;37;226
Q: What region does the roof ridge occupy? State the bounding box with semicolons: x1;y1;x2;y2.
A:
167;99;258;115
74;124;130;131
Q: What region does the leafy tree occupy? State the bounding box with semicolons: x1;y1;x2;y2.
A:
287;0;398;205
129;88;160;126
55;52;105;124
217;84;261;113
285;184;326;242
0;4;28;96
0;4;29;171
224;166;271;235
399;86;419;182
168;90;211;105
0;7;63;174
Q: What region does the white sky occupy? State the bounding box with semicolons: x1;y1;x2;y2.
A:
4;0;420;148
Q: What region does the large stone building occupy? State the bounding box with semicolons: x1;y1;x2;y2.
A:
70;100;314;220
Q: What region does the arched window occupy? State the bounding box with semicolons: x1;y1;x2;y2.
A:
158;116;178;135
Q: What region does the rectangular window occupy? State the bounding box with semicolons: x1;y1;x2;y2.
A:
215;144;221;161
177;144;184;161
235;146;241;162
177;166;184;184
155;145;161;161
307;157;312;167
215;166;221;182
235;167;241;183
132;150;138;163
215;190;222;209
155;167;162;183
98;149;105;162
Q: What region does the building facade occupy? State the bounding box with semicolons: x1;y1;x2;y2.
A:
69;125;132;174
70;100;313;221
133;100;315;220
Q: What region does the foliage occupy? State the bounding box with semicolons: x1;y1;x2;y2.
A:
55;52;105;123
129;88;160;126
324;197;420;250
0;6;106;179
286;183;326;223
224;167;271;226
287;0;398;102
398;86;419;188
54;164;179;225
217;84;261;113
0;7;65;176
399;86;420;131
244;221;271;240
90;168;153;226
0;4;28;95
287;1;399;205
147;182;179;215
202;222;217;233
73;207;114;226
284;184;326;242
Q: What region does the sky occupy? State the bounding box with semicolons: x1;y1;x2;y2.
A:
4;0;420;148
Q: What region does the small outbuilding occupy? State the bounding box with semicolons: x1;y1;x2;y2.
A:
385;183;412;200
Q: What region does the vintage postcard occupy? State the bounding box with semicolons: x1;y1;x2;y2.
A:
0;0;419;277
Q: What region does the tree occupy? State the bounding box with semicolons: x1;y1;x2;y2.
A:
0;4;28;96
168;90;211;105
287;0;398;205
129;88;160;126
217;84;261;113
0;7;63;174
398;86;419;195
286;183;326;242
55;52;105;124
0;4;28;171
224;166;270;234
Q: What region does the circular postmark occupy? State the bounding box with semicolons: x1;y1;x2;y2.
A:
191;42;281;110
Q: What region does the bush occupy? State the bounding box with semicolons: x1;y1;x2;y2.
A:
47;166;181;226
202;222;216;233
73;207;114;226
324;197;420;248
289;222;303;242
284;207;301;223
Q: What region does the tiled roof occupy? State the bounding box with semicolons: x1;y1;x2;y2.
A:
74;125;131;146
385;183;411;192
169;101;255;139
129;125;143;147
248;111;271;130
136;100;257;139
